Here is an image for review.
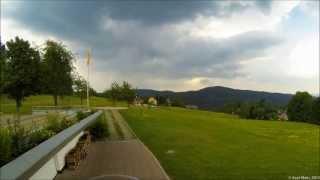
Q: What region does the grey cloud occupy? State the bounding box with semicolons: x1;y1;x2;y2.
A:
3;0;272;38
96;21;282;80
2;0;280;89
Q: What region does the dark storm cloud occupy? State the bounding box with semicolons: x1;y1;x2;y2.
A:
99;28;282;79
3;0;272;39
3;0;279;82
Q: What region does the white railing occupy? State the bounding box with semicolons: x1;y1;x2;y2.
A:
0;110;103;180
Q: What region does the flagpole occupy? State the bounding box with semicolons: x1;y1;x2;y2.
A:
86;49;90;109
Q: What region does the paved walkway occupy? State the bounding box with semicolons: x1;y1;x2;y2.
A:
111;109;136;140
55;110;170;180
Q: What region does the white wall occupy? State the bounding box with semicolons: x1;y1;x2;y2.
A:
29;131;84;180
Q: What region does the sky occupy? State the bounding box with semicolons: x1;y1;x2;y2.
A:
1;0;319;94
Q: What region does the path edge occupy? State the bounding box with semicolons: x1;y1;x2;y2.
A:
118;109;171;180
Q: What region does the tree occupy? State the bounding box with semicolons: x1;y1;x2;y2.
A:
237;100;277;120
0;39;6;94
89;87;98;97
103;81;135;105
73;74;87;105
287;92;313;122
4;37;42;113
171;97;185;107
121;81;135;104
108;82;121;104
312;97;320;124
43;40;73;106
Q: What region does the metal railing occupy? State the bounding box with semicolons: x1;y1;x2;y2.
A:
0;110;103;180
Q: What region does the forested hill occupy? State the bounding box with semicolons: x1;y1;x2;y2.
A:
136;86;293;109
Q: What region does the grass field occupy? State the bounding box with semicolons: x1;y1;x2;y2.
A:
121;107;319;180
0;95;127;114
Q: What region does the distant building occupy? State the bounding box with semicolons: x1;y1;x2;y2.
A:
148;97;158;106
185;105;198;109
278;111;288;121
166;98;172;106
133;96;143;106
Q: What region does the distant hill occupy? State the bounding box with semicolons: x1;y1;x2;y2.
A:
136;86;292;109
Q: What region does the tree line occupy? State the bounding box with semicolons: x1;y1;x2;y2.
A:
0;37;95;112
220;91;319;124
102;81;136;105
220;99;279;120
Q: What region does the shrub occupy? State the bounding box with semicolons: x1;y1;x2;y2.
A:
88;113;109;140
28;129;54;147
76;111;92;121
0;127;12;166
60;117;75;130
46;113;62;133
9;122;30;158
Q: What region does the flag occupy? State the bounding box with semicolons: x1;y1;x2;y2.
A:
86;49;91;65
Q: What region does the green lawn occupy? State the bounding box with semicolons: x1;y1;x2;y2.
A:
0;95;127;114
121;107;319;180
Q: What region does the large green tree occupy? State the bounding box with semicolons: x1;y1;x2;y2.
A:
43;40;73;106
73;74;87;105
107;82;121;105
5;37;42;113
312;97;320;124
0;40;6;94
287;92;313;122
121;81;136;104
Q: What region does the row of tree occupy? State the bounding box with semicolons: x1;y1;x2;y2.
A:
220;100;278;120
219;91;320;124
103;81;136;105
0;37;90;112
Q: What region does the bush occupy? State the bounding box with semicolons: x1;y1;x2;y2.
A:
28;129;54;147
76;111;93;121
46;113;62;133
60;117;75;130
0;127;12;166
88;113;109;140
9;123;30;158
0;112;82;166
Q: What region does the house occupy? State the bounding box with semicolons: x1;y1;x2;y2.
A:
133;96;143;106
148;97;158;106
278;111;288;121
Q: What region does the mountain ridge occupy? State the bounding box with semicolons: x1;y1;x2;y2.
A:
136;86;293;109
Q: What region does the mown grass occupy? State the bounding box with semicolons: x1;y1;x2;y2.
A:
0;95;127;114
121;107;319;180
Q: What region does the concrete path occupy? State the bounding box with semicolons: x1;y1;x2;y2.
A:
55;110;170;180
105;110;120;140
110;109;135;140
